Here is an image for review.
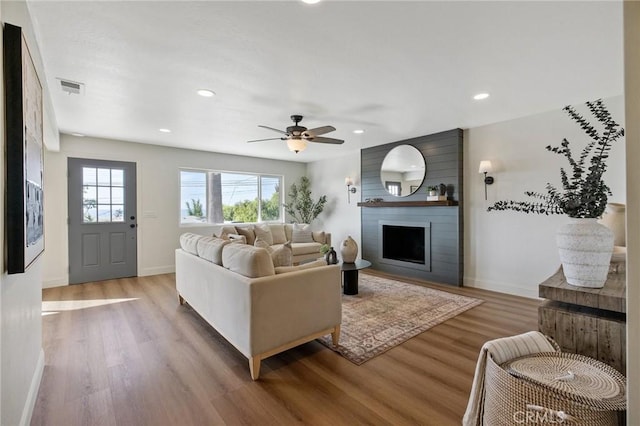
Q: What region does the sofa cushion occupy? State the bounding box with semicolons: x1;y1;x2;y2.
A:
271;241;292;267
312;231;326;244
290;242;323;256
268;224;287;245
235;226;255;245
292;223;314;243
275;259;327;274
196;236;229;265
179;233;203;255
253;224;273;245
222;243;275;278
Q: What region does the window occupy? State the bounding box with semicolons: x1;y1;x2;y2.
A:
180;169;282;225
82;167;125;223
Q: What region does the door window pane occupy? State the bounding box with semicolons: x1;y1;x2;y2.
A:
97;168;111;186
112;187;124;204
111;169;124;186
97;205;111;222
112;206;124;222
83;167;97;185
84;205;97;222
97;186;111;204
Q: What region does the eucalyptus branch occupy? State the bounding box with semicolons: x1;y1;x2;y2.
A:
488;99;623;218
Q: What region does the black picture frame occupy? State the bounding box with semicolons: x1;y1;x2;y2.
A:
4;23;44;274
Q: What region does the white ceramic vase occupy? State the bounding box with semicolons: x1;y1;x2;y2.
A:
599;203;626;246
556;218;614;288
340;236;358;263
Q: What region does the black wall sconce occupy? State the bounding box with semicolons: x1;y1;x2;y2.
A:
478;160;494;200
345;177;357;203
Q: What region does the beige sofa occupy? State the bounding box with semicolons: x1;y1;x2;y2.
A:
176;233;341;380
211;223;331;264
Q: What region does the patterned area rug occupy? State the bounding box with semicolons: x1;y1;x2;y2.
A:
317;274;483;365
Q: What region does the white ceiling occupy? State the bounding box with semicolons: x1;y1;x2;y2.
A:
27;0;624;163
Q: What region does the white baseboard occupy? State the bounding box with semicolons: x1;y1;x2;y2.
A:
464;276;539;299
139;265;175;276
42;276;68;288
20;348;45;426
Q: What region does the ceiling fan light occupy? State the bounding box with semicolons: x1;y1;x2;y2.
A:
287;138;307;153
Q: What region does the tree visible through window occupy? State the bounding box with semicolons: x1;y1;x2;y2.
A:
180;169;282;224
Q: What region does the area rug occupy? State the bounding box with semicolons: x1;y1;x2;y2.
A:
317;274;483;365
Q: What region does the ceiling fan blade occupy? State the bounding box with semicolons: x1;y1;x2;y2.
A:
306;136;344;145
304;125;336;137
247;137;284;143
258;125;288;135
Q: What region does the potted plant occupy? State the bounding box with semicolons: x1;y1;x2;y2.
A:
427;185;439;197
283;176;327;224
488;99;624;288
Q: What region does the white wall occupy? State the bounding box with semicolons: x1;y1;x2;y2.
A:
1;1;55;424
464;96;626;298
624;1;639;421
43;135;307;286
307;151;361;259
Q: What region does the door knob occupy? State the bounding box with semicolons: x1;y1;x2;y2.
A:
130;216;135;220
130;224;136;228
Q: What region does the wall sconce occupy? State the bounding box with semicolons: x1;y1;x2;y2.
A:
478;160;494;200
345;177;357;203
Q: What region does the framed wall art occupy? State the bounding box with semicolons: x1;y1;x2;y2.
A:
4;23;44;274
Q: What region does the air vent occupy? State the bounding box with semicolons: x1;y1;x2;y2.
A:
57;78;84;95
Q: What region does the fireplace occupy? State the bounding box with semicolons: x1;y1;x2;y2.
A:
378;220;431;271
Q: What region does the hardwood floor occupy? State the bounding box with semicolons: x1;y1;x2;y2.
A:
32;271;539;426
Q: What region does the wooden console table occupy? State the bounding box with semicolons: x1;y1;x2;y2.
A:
538;268;626;373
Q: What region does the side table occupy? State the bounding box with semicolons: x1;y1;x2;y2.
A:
538;267;626;373
340;259;371;295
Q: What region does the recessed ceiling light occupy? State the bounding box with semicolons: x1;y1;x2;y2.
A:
301;0;321;4
473;93;490;100
197;89;215;97
71;132;85;137
159;128;171;133
353;129;365;134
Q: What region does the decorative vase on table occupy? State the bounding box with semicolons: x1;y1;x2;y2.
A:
340;236;358;263
556;218;614;288
599;203;626;246
325;247;338;265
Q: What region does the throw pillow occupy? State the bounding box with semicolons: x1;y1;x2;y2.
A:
269;224;287;245
292;223;314;243
253;224;274;246
254;237;273;252
271;241;292;267
227;234;247;244
215;225;237;239
235;226;256;245
312;231;326;244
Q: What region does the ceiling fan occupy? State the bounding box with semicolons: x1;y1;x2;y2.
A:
247;115;344;153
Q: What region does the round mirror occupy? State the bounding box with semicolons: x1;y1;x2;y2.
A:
380;145;426;197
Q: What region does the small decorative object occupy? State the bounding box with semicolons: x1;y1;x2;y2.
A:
427;185;447;201
319;244;330;255
340;236;358;263
599;203;626;247
325;247;338;265
487;99;624;288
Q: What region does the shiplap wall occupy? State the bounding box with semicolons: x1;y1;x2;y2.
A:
361;129;463;286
